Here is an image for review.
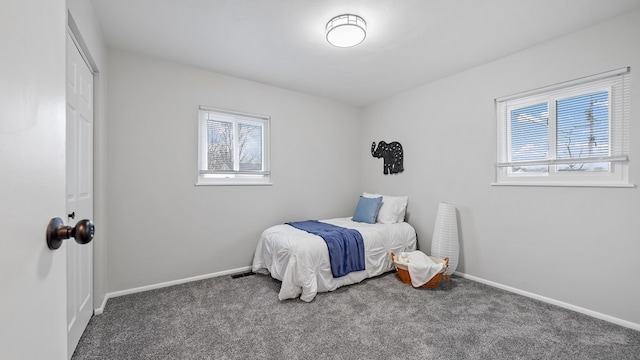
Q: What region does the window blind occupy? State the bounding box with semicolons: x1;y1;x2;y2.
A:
197;106;270;182
496;67;630;169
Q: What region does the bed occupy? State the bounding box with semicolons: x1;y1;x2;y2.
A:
251;194;417;301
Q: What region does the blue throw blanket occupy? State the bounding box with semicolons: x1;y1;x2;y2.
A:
286;220;365;278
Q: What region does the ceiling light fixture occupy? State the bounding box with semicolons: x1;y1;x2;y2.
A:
325;14;366;48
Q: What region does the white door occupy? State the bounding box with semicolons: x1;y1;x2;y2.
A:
66;31;94;358
0;0;68;359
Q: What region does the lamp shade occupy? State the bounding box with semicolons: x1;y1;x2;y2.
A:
326;14;366;47
431;202;459;276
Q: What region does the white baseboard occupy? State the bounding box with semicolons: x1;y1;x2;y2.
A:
94;295;109;315
94;266;639;331
454;271;640;332
94;265;252;315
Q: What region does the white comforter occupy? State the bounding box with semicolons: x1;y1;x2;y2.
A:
252;217;417;302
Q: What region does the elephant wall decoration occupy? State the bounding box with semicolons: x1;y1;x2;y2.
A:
371;141;404;175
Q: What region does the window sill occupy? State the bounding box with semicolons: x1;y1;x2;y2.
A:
195;181;273;186
491;182;635;188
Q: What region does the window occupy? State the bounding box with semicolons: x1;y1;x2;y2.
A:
495;67;631;187
197;106;270;185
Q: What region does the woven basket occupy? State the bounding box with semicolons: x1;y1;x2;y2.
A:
390;252;449;289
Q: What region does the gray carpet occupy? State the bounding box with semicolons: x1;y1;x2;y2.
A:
72;272;640;359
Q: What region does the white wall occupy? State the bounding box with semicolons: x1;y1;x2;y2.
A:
361;10;640;326
106;50;362;292
67;0;109;310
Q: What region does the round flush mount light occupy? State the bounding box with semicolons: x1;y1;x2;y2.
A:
326;14;366;48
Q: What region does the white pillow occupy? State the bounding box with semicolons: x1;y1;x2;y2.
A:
363;192;408;224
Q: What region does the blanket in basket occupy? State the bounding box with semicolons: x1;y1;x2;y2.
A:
286;220;365;278
399;251;446;287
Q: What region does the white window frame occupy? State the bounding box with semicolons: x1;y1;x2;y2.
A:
494;67;632;187
197;106;271;186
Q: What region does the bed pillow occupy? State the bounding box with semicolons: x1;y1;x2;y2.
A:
363;192;408;224
352;195;383;224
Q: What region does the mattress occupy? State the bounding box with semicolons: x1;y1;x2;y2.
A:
252;217;417;301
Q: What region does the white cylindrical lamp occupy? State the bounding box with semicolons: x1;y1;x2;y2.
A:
430;202;459;277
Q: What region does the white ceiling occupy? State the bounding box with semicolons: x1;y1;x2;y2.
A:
90;0;640;106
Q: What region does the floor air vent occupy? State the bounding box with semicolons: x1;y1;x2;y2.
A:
230;271;255;279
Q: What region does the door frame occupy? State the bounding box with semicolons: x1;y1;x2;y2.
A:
66;27;95;359
66;11;108;319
